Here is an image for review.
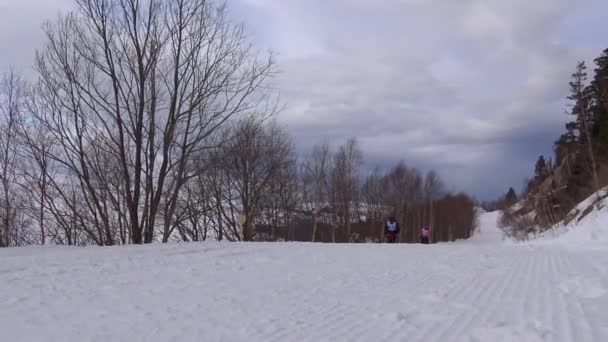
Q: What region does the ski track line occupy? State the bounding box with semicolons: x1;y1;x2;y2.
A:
489;250;521;324
415;249;499;341
563;252;600;342
259;262;382;342
531;249;556;333
373;255;459;342
554;252;575;341
298;302;364;342
548;250;588;341
348;247;475;342
530;249;542;320
536;250;555;335
254;301;311;342
434;269;496;340
372;252;448;342
545;251;559;334
549;251;570;336
520;248;536;324
413;264;478;340
530;250;550;324
582;250;608;288
477;248;523;329
438;248;522;342
570;252;598;341
401;275;467;340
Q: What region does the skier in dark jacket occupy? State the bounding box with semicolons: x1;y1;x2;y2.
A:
384;217;399;243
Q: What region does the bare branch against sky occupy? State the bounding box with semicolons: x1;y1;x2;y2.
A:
1;0;607;199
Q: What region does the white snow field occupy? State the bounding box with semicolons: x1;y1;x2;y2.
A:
2;211;608;342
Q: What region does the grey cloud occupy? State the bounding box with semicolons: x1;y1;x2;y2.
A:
0;0;71;71
1;0;606;200
258;0;607;200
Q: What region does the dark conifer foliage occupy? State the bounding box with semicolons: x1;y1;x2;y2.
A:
502;48;608;237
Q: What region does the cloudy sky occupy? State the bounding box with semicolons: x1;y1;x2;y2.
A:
1;0;607;199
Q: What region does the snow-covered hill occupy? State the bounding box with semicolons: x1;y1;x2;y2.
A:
468;209;506;244
531;188;608;247
1;211;607;342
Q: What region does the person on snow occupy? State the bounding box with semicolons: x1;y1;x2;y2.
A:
385;217;399;243
420;226;431;244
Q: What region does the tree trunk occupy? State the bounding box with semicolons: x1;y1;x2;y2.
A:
580;106;600;191
346;206;352;242
429;200;434;243
2;181;10;247
312;211;318;242
415;208;421;242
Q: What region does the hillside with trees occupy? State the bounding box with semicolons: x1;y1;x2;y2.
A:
499;49;608;239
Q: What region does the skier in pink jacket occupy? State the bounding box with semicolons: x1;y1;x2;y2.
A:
420;226;430;244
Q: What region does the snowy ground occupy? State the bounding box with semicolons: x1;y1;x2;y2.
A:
535;189;608;248
1;212;608;341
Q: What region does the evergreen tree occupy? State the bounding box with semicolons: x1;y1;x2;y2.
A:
590;49;608;156
504;187;518;207
534;155;549;180
554;134;576;172
564;153;592;204
568;61;599;191
554;121;577;166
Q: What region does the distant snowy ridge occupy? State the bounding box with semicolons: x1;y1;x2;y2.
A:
467;209;508;244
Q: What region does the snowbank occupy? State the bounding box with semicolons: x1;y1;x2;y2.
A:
534;188;608;247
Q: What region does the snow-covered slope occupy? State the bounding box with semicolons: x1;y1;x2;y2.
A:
2;213;608;342
468;209;506;244
535;188;608;247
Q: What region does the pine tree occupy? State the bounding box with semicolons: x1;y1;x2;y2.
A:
568;61;599;191
534;155;549;180
590;49;608;156
554;133;576;172
504;187;518;207
554;120;578;167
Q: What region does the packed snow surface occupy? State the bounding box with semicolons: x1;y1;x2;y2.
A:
2;211;608;341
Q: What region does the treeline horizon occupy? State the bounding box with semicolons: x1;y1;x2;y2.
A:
0;0;477;247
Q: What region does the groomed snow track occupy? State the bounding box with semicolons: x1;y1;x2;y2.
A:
1;212;608;341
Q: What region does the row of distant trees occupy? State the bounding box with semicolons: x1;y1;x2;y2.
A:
298;148;477;244
498;48;608;238
0;0;477;247
359;164;476;243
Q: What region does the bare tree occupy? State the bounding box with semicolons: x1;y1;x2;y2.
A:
31;0;275;244
423;170;444;241
16;121;53;245
219;116;294;241
361;167;387;239
173;176;213;242
329;138;363;242
302;143;331;242
260;152;298;241
0;70;26;247
381;162;424;242
204;145;244;241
